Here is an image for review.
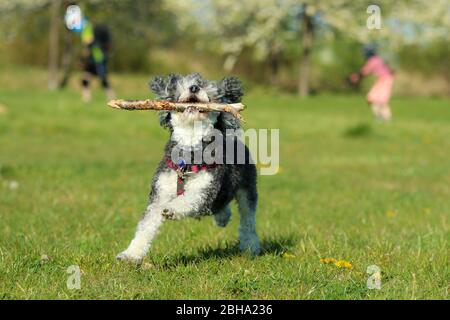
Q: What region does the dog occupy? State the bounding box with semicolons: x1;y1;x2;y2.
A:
116;73;260;264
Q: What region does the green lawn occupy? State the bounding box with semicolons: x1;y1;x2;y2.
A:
0;70;449;299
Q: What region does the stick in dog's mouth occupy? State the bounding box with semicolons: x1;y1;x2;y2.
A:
107;99;246;121
183;97;208;113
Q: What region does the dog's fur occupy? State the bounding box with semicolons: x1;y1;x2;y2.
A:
116;73;260;264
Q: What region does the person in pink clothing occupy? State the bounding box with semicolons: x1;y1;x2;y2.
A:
351;46;395;121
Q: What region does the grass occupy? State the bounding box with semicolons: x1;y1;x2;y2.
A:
0;67;449;299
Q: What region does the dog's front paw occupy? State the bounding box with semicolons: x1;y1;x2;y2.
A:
213;208;232;227
239;234;261;256
116;251;143;265
162;208;183;220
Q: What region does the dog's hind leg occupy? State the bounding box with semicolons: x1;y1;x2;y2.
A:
236;188;260;255
213;205;232;227
116;203;163;264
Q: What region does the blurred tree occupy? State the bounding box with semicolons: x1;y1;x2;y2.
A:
167;0;369;96
0;0;72;89
165;0;299;85
48;0;62;90
397;40;450;81
167;0;449;96
0;0;176;76
1;0;448;95
296;0;450;96
80;0;174;72
0;0;48;11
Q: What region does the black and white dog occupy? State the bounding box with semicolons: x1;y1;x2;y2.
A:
116;73;260;264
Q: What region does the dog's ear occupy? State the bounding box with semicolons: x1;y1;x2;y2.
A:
167;73;182;95
149;76;169;99
219;76;244;103
150;76;173;128
186;72;204;86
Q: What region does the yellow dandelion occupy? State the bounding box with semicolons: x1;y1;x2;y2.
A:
334;260;353;269
282;252;296;259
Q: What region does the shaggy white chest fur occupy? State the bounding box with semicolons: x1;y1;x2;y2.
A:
171;123;214;148
172;126;204;148
170;113;217;149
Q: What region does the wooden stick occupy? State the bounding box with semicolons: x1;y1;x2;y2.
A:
108;99;246;120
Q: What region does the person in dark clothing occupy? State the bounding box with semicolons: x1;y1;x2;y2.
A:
65;4;115;102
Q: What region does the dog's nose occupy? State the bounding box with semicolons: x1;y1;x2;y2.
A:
189;85;200;94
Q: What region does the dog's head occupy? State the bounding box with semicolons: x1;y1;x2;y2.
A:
149;73;243;131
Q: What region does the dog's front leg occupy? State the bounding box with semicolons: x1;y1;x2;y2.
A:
161;171;216;220
116;203;163;264
116;170;178;263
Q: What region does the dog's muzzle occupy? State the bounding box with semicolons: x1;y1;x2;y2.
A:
184;106;197;114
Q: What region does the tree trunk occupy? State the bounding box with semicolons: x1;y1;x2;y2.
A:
298;13;313;97
48;0;61;90
59;26;73;88
268;41;281;86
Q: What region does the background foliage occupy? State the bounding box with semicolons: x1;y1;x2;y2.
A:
0;0;449;95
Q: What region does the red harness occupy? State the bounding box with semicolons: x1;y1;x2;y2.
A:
164;158;217;195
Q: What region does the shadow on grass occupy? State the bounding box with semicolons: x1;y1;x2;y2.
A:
343;122;373;138
158;233;298;269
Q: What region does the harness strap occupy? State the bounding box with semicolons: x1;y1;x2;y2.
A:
164;158;217;196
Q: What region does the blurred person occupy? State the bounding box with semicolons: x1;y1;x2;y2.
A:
65;4;115;102
350;45;395;121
